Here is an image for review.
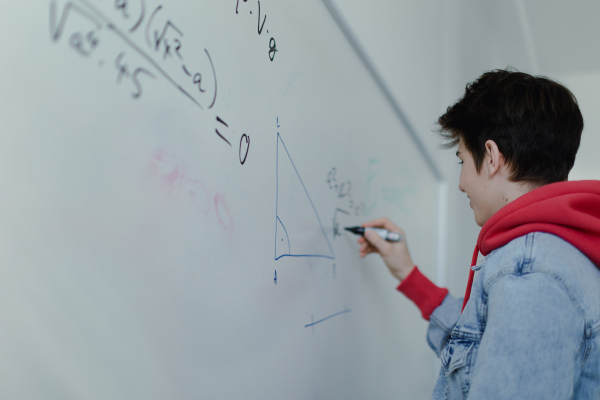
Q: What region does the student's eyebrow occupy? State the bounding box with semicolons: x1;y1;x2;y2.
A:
456;151;461;157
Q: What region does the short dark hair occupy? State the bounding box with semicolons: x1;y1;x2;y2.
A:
438;69;583;185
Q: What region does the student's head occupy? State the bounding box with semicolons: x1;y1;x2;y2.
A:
438;69;584;226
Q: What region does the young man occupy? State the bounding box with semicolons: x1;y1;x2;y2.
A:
357;70;600;399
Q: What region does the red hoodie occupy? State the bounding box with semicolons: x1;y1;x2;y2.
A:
398;180;600;320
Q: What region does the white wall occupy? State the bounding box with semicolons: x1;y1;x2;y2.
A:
558;73;600;181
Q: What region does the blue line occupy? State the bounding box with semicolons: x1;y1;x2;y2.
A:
275;129;279;260
276;254;335;261
276;133;335;258
276;216;291;254
305;309;352;328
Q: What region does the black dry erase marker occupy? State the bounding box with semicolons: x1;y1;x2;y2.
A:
344;226;402;242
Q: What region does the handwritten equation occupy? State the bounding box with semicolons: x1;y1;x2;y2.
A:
326;167;365;239
49;0;252;163
236;0;278;61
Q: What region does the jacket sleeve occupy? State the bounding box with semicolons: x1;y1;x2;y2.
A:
427;293;463;356
467;272;584;399
396;266;462;356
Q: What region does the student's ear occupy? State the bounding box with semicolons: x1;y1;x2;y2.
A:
484;140;505;177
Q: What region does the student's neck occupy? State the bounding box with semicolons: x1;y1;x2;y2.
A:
497;180;540;209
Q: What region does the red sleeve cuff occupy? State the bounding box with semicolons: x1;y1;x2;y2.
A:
396;266;448;321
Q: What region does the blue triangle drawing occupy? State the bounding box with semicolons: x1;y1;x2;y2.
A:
275;133;334;260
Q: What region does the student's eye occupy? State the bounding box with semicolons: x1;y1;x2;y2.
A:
458;161;463;165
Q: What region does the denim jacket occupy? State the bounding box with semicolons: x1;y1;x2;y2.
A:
428;232;600;399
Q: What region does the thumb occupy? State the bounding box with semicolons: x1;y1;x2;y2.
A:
364;229;389;253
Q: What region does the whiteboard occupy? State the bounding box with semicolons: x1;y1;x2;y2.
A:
0;1;440;398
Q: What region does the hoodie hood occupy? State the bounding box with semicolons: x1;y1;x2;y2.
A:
462;180;600;311
478;180;600;265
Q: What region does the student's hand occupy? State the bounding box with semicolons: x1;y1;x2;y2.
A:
357;217;415;282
